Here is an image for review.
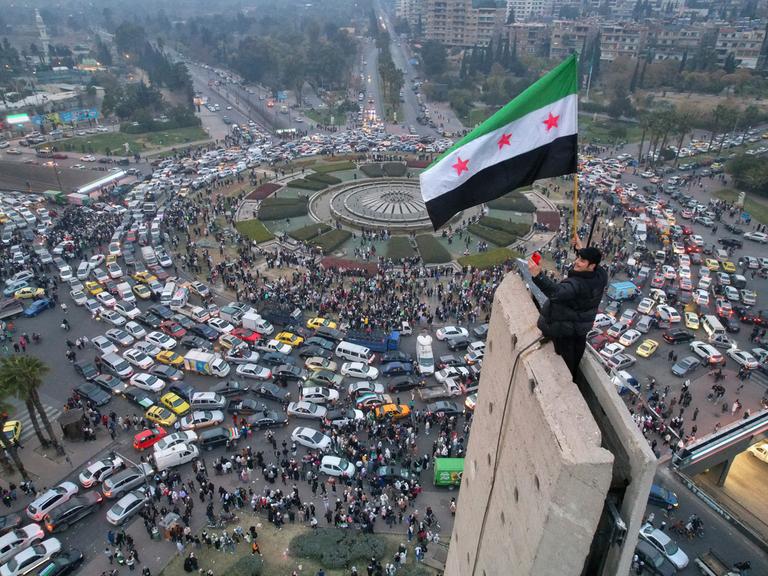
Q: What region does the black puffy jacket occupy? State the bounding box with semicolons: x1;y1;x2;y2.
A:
532;266;608;338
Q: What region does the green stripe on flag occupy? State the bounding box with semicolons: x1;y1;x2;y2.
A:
430;54;578;168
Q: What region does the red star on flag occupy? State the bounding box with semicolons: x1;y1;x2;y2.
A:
497;133;512;150
543;112;560;131
452;156;469;176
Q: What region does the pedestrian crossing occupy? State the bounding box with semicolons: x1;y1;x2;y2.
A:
5;397;62;444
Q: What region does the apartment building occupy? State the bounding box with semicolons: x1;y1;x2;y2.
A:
715;26;767;69
395;0;423;30
648;24;712;61
549;20;597;60
505;22;551;57
423;0;507;47
599;22;649;60
506;0;555;21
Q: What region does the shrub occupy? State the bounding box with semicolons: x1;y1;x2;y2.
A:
313;160;357;173
289;529;387;569
288;178;328;191
229;554;264;576
486;190;536;212
360;163;384;177
478;216;531;238
247;183;281;200
258;197;308;220
415;235;452;264
458;247;519;269
386;236;416;259
234;220;275;243
468;223;515;246
313;229;352;253
306;172;342;185
382;162;407;177
289;223;332;242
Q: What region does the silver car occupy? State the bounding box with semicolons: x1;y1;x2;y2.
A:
106;488;149;525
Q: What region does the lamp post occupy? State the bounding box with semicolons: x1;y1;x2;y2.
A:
113;449;153;492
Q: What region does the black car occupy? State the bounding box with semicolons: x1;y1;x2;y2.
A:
198;427;236;451
724;316;741;333
245;410;288;429
94;374;125;395
273;364;307;382
283;325;313;340
171;314;196;330
190;323;219;341
724;223;745;235
472;324;489;340
169;383;197;401
148;304;173;320
261;351;295;367
381;351;411;364
122;388;156;410
388;376;418;393
227;398;265;415
377;465;411;484
33;548;84;576
298;345;332;360
136;312;162;329
719;237;743;249
74;382;111;405
662;329;695;344
633;540;676;576
180;335;213;350
425;401;461;417
74;360;99;381
253;382;291;402
325;408;363;427
304;336;335;351
150;364;184;381
314;326;344;342
211;380;250;398
437;355;463;369
0;513;22;536
43;492;102;532
447;336;471;351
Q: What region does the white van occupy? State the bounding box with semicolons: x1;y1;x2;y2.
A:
101;353;134;380
170;287;189;311
702;314;726;339
153;443;199;471
160;281;177;307
190;392;227;410
335;341;374;364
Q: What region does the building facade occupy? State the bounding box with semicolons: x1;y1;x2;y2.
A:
505;22;552;57
395;0;423;31
422;0;507;47
599;22;649;60
715;26;767;69
549;20;597;60
506;0;555;21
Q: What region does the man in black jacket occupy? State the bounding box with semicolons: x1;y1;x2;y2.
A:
528;237;608;379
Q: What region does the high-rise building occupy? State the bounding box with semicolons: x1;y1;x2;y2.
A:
505;22;552;57
549;20;597;60
599;22;649;61
422;0;507;47
714;25;767;69
35;9;50;65
506;0;555;21
395;0;424;31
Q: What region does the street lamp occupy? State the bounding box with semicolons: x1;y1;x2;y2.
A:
113;449;153;491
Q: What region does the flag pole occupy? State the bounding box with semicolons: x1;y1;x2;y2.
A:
572;171;579;239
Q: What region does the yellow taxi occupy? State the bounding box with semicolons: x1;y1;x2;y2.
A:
306;317;338;330
373;404;411;421
218;334;245;351
685;312;700;330
106;254;117;265
275;331;304;347
721;261;736;273
156;351;184;368
0;213;7;224
161;392;191;415
145;406;177;427
304;357;338;372
636;339;659;358
85;281;104;296
132;271;157;284
3;420;21;445
133;284;152;300
14;287;44;299
705;258;720;271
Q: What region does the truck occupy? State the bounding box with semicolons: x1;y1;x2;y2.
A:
0;298;24;320
419;378;462;401
183;350;231;378
606;281;639;302
141;246;157;266
346;329;400;353
242;311;274;335
433;457;464;487
416;332;435;376
694;549;740;576
259;304;303;328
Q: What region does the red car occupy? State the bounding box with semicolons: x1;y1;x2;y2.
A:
133;426;167;450
161;321;187;339
231;327;262;343
650;274;665;288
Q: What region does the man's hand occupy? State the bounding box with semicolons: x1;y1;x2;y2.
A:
527;257;542;277
572;233;583;251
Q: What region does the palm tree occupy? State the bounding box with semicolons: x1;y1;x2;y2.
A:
0;356;58;449
0;398;29;480
672;108;695;168
636;112;651;164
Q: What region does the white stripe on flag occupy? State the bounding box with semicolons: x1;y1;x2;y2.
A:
420;93;577;203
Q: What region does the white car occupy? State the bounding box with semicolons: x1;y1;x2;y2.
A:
656;305;681;323
25;482;79;521
92;335;118;356
180;410;225;431
134;341;163;358
340;362;379;380
618;329;642;347
639;523;689;570
599;342;626;360
744;231;768;243
106;489;149;526
96;292;117;308
319;455;355;478
76;261;90;281
435;326;469;341
291;426;332;451
224;350;261;365
0;538;61;576
435;366;470;384
101;309;126;327
726;349;759;370
107;262;123;279
592;313;614;329
0;524;45;565
130;372;165;392
69;290;87;306
124;321;147;340
207;318;234;334
153;431;198;452
690;341;725;365
78;456;125;488
263;339;292;355
145;331;177;350
88;254;104;267
235;363;272;380
105;328;134;347
693;289;709;307
300;386;339;404
287;401;328;420
636;298;654;315
115;301;141;319
747;440;768;464
347;381;385;397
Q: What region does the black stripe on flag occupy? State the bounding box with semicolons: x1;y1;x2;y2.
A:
424;134;577;230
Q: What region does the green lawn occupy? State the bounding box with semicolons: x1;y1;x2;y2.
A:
234;220;275;243
580;117;642;144
713;188;768;224
386;236;416;259
458;247;520;269
45;126;210;155
415;235;453;264
304;109;347;126
467;106;499;127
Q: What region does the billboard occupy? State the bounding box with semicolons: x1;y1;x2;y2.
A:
5;113;30;124
30;108;99;126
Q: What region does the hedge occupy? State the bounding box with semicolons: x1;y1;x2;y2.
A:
234;219;275;243
288;223;332;242
458;247;519;269
258;197;309;220
468;223;515;246
415;235;452;264
313;229;352;253
386;236;416;260
382;162;407;177
289;529;387;569
478;216;531;238
313;160;357;173
229;554;264;576
306;172;341;185
247;182;281;200
287;178;328;191
486;190;536;212
360;163;384;177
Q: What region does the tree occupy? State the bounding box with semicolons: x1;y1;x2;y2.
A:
421;40;447;76
0;356;58;451
607;86;633;118
672;107;695;167
0;403;28;479
724;53;737;74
